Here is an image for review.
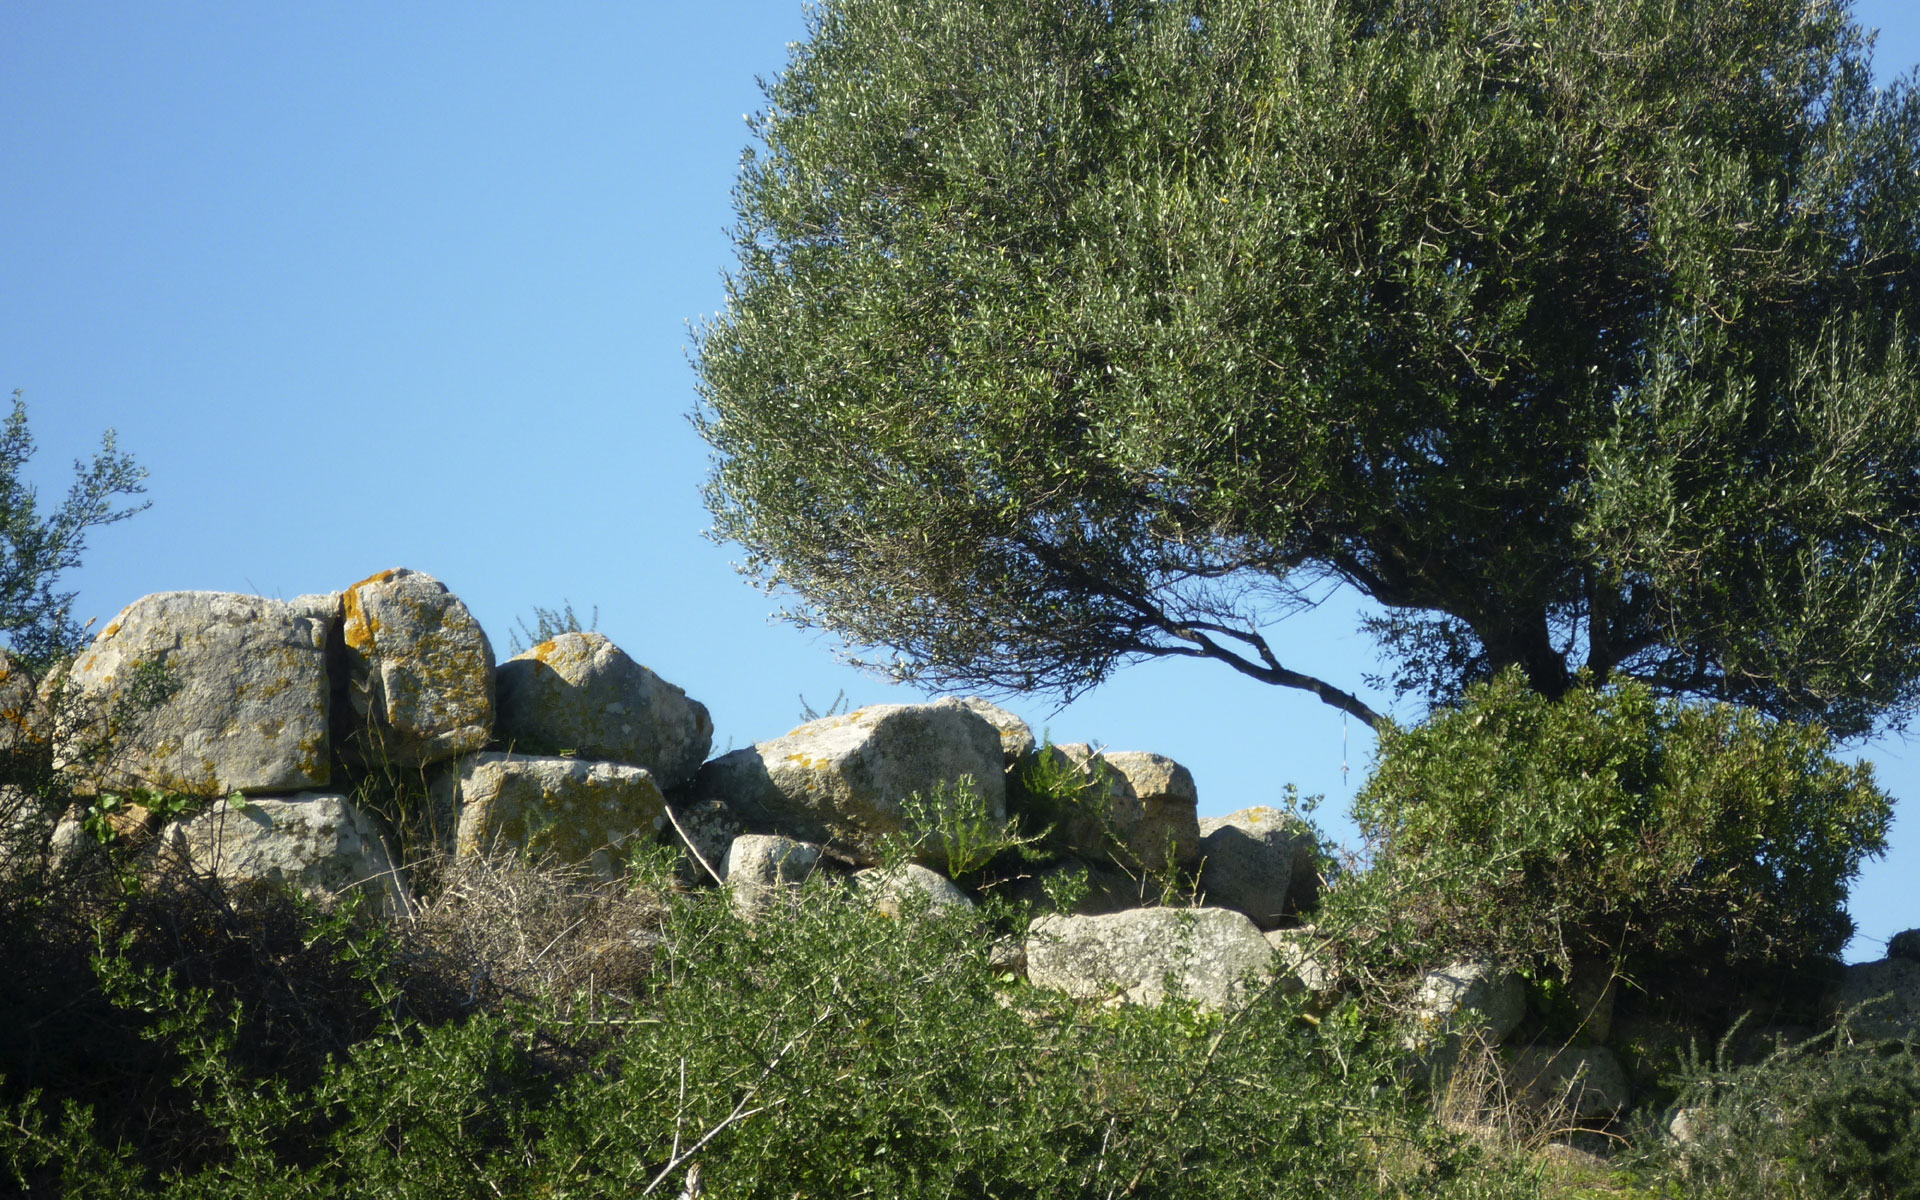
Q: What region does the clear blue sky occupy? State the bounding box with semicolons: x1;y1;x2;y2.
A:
4;2;1915;961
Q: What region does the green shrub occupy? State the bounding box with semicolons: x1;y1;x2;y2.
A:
1334;670;1889;981
2;864;1544;1199
1630;1027;1920;1199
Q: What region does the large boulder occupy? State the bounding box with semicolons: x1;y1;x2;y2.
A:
1194;806;1319;929
1026;906;1276;1010
57;592;331;795
495;633;711;786
337;569;494;769
1029;744;1202;870
1826;956;1920;1040
436;752;667;881
689;699;1005;868
160;793;408;914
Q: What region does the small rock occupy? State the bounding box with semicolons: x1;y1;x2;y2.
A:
853;862;974;917
1412;960;1528;1049
724;833;825;917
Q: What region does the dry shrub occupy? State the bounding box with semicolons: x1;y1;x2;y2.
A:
392;847;678;1022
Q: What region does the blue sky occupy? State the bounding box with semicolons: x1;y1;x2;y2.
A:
4;2;1916;960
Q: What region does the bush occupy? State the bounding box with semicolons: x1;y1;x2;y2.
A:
1;861;1544;1199
1632;1027;1920;1199
1333;670;1890;985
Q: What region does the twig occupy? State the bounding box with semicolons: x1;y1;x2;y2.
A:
661;803;726;887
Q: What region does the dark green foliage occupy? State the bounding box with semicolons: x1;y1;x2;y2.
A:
1;869;1541;1199
1333;670;1890;984
1633;1029;1920;1199
695;0;1920;736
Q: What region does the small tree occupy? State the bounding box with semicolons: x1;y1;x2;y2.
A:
0;391;147;669
696;0;1920;737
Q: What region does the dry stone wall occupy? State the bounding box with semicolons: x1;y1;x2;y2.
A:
15;565;1917;1125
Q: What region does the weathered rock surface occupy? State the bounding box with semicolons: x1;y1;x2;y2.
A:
437;752;666;881
1195;807;1318;929
496;633;712;787
1032;744;1201;870
1826;955;1920;1040
1027;906;1275;1010
59;592;331;795
724;833;825;916
1504;1044;1632;1118
955;697;1036;769
690;699;1005;868
853;862;974;917
338;569;494;769
162;793;407;914
663;795;744;885
1412;960;1528;1048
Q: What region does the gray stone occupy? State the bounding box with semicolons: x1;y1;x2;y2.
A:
58;592;331;795
1412;960;1529;1049
0;785;55;880
161;793;407;914
1033;744;1201;870
437;752;668;881
853;862;974;917
1826;956;1920;1040
1887;927;1920;963
690;698;1005;868
1196;807;1318;929
1026;906;1276;1010
1504;1044;1632;1119
954;697;1036;769
998;854;1163;916
723;833;825;916
339;568;494;769
496;633;712;787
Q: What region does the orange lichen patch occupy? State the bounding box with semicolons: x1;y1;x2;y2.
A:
349;568;403;590
531;639;561;663
341;586;380;652
100;621;123;640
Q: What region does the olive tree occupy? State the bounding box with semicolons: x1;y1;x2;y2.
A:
695;0;1920;736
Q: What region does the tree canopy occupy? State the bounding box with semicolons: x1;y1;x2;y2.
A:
695;0;1920;737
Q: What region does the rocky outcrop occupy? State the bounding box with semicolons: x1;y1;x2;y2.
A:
690;699;1005;869
57;592;331;795
495;633;712;787
1026;906;1275;1010
1194;807;1317;929
162;793;407;914
436;752;668;881
338;569;495;769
